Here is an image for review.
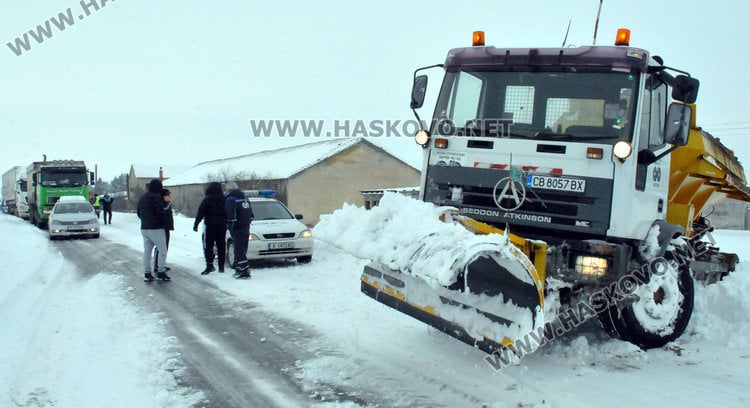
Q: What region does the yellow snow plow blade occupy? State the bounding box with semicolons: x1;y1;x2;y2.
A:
360;213;547;354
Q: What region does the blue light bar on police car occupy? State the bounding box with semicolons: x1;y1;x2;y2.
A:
243;190;277;197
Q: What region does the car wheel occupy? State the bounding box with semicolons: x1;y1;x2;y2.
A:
297;255;312;264
226;239;235;269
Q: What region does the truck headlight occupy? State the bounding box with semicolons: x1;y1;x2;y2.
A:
575;256;608;277
415;130;431;146
300;229;312;238
613;141;632;161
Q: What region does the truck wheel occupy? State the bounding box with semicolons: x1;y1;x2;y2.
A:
226;239;235;269
599;254;694;349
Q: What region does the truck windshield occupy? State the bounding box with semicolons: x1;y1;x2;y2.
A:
432;70;639;144
40;170;87;187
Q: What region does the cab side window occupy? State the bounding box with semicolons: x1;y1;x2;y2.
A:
636;75;668;191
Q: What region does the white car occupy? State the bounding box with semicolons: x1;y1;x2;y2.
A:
226;197;313;265
48;195;100;240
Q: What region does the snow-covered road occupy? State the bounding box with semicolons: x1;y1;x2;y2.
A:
2;201;750;407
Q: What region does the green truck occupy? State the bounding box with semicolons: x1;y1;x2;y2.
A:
26;159;94;228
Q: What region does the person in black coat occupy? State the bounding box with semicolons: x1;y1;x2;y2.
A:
137;179;171;281
193;182;228;274
154;188;174;273
225;182;253;278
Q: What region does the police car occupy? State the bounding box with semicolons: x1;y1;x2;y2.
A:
225;191;313;265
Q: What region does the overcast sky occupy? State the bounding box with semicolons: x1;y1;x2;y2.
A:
2;0;748;181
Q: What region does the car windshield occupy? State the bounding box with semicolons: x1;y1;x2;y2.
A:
251;201;294;220
54;203;93;214
432;70;639;144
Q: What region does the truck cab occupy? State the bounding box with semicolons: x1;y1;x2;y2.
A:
418;41;692;245
412;29;702;282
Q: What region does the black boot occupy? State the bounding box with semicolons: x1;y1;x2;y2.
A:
201;264;215;275
144;272;155;282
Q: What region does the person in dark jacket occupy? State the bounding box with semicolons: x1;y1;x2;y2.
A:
225;181;253;278
193;182;228;274
153;188;174;273
137;179;171;282
100;192;114;224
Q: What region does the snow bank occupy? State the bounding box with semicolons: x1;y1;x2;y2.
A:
314;193;543;347
691;261;750;347
0;216;203;407
315;192;530;287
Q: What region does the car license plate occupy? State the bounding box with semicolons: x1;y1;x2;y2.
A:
527;174;586;192
268;242;294;250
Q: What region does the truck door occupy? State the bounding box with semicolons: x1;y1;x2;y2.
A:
636;75;669;207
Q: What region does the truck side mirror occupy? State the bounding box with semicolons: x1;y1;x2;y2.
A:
664;103;691;146
411;75;428;109
671;75;699;104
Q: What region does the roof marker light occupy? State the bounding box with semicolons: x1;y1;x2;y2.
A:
473;31;485;46
615;28;631;46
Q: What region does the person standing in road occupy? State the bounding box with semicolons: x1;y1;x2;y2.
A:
137;179;171;282
193;182;228;275
154;188;174;273
92;193;101;219
100;192;114;224
225;182;253;278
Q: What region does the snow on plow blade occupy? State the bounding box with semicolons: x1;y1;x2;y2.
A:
360;242;545;354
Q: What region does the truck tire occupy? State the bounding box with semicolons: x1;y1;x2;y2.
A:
599;253;694;349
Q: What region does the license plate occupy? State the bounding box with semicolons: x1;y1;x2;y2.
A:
268;242;294;250
527;174;586;192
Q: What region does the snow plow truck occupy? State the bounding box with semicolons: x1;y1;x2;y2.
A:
361;29;750;355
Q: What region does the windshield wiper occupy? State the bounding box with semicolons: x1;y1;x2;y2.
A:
534;131;571;139
535;131;619;140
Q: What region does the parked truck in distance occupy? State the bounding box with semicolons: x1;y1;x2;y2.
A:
26;159;94;228
2;166;29;219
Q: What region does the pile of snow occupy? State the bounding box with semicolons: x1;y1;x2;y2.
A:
315;193;528;287
315;193;543;348
0;216;203;407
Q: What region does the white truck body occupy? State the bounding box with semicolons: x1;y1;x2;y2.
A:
2;166;29;219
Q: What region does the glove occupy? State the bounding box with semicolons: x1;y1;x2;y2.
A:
193;224;198;232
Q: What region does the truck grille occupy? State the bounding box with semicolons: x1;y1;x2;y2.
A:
425;165;613;237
